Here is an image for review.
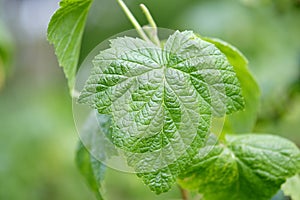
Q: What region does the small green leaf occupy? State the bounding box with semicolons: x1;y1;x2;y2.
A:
282;174;300;199
47;0;93;91
78;30;244;193
202;37;260;133
76;142;105;200
178;134;300;200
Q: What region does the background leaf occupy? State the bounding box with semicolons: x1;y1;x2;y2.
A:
178;134;300;200
47;0;93;91
76;142;105;200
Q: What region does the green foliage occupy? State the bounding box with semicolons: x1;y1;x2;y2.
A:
178;134;300;200
76;142;105;200
47;0;300;199
47;0;93;91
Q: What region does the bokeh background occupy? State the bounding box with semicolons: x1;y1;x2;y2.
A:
0;0;299;199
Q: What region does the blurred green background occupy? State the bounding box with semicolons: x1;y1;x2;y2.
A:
0;0;299;199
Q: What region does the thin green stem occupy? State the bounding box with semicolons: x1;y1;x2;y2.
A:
139;4;161;46
140;4;157;29
117;0;150;42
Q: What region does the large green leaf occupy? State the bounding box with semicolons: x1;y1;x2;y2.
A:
178;134;300;200
79;30;244;152
47;0;93;91
79;30;244;193
202;37;260;133
76;142;105;200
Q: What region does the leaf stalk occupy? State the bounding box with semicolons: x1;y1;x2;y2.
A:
140;4;160;46
117;0;150;42
117;0;161;46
